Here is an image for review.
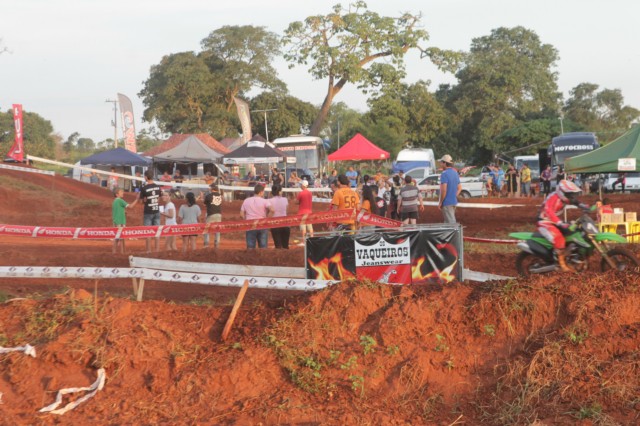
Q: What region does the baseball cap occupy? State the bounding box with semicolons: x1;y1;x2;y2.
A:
301;179;309;187
439;154;453;163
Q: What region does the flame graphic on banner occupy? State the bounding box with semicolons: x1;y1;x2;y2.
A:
308;253;354;281
410;256;457;284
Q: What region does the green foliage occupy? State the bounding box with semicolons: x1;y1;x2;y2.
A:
483;324;496;337
563;82;640;141
283;1;455;136
386;344;400;356
340;355;358;370
443;26;561;162
250;92;318;139
349;374;365;396
434;334;449;352
572;403;602;420
0;109;57;159
564;326;588;345
359;334;377;355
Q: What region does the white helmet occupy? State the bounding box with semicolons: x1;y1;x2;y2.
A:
556;179;580;202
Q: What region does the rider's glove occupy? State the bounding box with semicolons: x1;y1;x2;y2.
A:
557;222;570;230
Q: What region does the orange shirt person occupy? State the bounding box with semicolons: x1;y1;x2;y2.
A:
330;174;360;231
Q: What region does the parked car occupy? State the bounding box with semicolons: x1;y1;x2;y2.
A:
417;174;487;199
603;172;640;193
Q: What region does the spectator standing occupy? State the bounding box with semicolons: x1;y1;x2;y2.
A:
178;192;201;253
346;166;358;189
506;164;519;197
131;171;143;193
373;185;387;218
555;166;566;185
612;173;626;193
359;185;378;231
203;182;223;248
389;175;402;220
160;193;178;251
270;184;290;249
112;188;131;254
439;154;461;224
108;167;119;192
397;175;424;225
271;167;284;186
90;171;101;186
135;170;161;253
240;184;274;249
330;174;360;231
297;179;314;245
520;163;532;198
540;165;552;197
328;169;338;187
203;172;215;186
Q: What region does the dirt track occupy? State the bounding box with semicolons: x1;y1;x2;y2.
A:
1;166;639;424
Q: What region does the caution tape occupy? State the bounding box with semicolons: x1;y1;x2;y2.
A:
463;236;519;244
0;210;402;240
39;368;106;415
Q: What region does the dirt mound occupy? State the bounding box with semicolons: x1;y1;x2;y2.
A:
1;273;638;424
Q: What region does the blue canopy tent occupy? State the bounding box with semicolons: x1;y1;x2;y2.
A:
79;147;151;190
80;147;151;166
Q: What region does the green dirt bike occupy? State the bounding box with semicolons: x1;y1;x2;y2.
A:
509;210;639;276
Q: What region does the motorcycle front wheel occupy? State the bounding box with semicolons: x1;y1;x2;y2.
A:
516;252;553;277
600;248;640;272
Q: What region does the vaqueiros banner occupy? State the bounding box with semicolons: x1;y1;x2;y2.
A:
306;225;463;285
233;97;252;143
6;104;24;162
117;93;137;153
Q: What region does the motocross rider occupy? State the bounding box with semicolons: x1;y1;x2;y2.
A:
537;179;589;272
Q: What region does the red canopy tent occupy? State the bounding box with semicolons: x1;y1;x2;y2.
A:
327;133;390;161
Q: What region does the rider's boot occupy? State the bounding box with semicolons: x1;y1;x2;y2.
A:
556;248;571;273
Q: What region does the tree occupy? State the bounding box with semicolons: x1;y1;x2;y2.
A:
250;92;318;140
324;102;366;153
139;52;226;135
445;26;561;162
283;1;457;136
564;83;640;140
63;132;79;153
0;109;57;159
200;26;285;111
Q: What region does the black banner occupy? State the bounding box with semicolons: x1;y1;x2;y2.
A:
306;225;463;284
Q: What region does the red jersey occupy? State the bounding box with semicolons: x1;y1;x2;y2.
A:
297;189;313;214
538;192;565;223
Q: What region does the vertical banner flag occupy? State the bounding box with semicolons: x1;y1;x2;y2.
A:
233;97;252;143
117;93;137;153
6;104;24;162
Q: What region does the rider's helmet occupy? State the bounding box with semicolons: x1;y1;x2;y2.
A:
556;179;581;203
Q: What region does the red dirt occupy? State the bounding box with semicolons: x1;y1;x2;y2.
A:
1;166;639;424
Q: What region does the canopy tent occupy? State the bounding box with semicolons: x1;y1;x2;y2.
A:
327;133;389;161
222;140;287;165
152;135;224;163
79;147;151;166
565;125;640;173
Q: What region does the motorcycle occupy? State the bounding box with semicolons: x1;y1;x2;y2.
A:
509;210;639;276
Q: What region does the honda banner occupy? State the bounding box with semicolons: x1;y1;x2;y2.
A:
233;97;252;143
117;93;137;153
305;225;463;285
6;104;24;162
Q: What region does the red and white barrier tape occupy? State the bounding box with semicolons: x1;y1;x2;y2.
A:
0;210;403;240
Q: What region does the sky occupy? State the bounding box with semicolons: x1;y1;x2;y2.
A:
1;0;639;144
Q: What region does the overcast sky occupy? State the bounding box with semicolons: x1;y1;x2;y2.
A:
1;0;639;143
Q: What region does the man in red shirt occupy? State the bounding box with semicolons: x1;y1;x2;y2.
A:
297;180;314;245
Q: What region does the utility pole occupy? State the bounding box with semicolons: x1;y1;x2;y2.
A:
252;108;277;142
105;99;118;147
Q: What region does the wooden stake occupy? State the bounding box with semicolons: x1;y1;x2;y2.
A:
221;279;250;341
131;277;138;297
136;279;145;302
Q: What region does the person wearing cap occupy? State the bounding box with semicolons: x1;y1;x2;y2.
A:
203;182;223;248
296;179;314;244
438;154;461;223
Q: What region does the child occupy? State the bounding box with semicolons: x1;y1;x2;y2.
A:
596;198;613;223
178;192;201;252
112;188;130;254
161;192;178;251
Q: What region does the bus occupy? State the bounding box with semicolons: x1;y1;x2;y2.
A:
272;135;328;181
548;132;599;169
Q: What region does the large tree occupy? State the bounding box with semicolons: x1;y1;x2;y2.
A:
250;92;318;140
283;1;457;136
563;82;640;140
200;25;285;112
442;27;561;162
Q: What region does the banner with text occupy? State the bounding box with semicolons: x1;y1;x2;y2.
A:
118;93;137;153
306;225;463;285
6;104;24;162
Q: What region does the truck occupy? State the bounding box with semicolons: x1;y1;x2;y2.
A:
548;132;599;169
391;148;436;180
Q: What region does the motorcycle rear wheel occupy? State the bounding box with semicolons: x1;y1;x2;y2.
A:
600;248;640;272
516;252;553;277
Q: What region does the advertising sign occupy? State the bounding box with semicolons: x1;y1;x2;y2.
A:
306;225;463;284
